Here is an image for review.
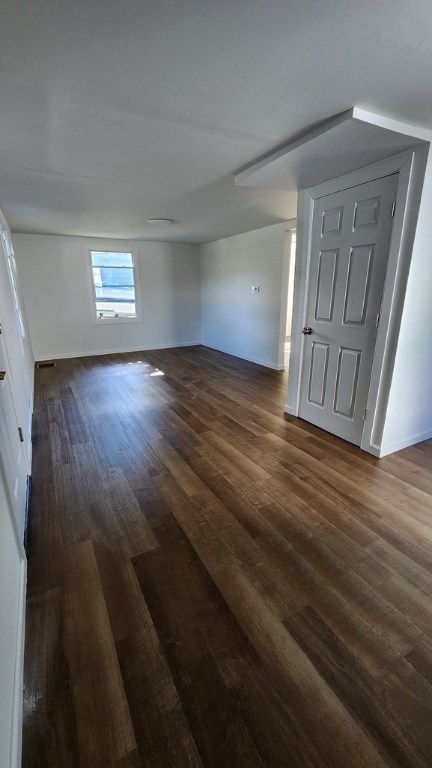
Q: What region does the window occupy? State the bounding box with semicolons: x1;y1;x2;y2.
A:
1;224;26;339
89;251;140;321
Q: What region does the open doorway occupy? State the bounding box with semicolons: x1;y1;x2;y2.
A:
283;229;296;373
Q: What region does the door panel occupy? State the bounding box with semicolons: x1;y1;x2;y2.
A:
0;221;32;471
298;173;398;445
0;331;27;537
0;463;25;768
308;343;329;406
353;196;381;229
343;245;373;324
322;206;344;235
315;250;338;321
334;348;361;418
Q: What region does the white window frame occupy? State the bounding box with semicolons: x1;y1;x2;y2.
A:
88;248;142;325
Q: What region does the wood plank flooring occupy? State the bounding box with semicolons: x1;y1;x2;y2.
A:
23;345;432;767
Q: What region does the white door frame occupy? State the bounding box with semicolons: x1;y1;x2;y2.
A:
286;148;425;455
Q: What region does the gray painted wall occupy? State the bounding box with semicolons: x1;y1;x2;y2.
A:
13;235;201;361
200;223;289;370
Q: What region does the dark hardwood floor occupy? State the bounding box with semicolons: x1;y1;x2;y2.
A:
23;345;432;767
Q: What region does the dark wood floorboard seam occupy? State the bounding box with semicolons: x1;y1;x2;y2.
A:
23;346;432;768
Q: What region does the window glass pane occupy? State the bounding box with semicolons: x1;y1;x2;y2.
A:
95;285;136;302
96;301;136;318
91;251;133;268
93;266;134;287
92;267;135;302
95;286;136;302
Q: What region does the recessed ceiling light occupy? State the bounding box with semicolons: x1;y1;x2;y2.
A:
146;218;174;225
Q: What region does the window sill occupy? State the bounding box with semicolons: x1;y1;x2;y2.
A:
91;315;142;326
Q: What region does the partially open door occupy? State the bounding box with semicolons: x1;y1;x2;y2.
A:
298;173;398;445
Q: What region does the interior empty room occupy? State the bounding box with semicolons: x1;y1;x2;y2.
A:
2;2;432;767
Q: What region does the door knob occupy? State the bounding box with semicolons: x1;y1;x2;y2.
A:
302;327;313;335
0;371;6;380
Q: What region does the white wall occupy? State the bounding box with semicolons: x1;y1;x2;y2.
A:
380;144;432;454
13;234;201;360
200;223;290;370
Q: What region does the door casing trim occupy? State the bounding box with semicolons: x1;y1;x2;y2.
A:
286;148;427;456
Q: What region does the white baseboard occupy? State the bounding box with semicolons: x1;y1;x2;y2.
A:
9;558;26;768
282;412;432;458
372;428;432;458
202;343;285;371
35;341;202;362
36;341;286;371
362;442;381;457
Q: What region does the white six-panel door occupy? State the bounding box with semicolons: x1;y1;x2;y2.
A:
298;173;398;445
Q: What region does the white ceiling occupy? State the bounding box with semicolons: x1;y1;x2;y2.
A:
1;0;432;243
236;109;430;190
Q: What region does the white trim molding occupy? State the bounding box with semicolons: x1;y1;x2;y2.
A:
373;429;432;458
9;558;26;768
203;343;286;371
35;341;202;362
